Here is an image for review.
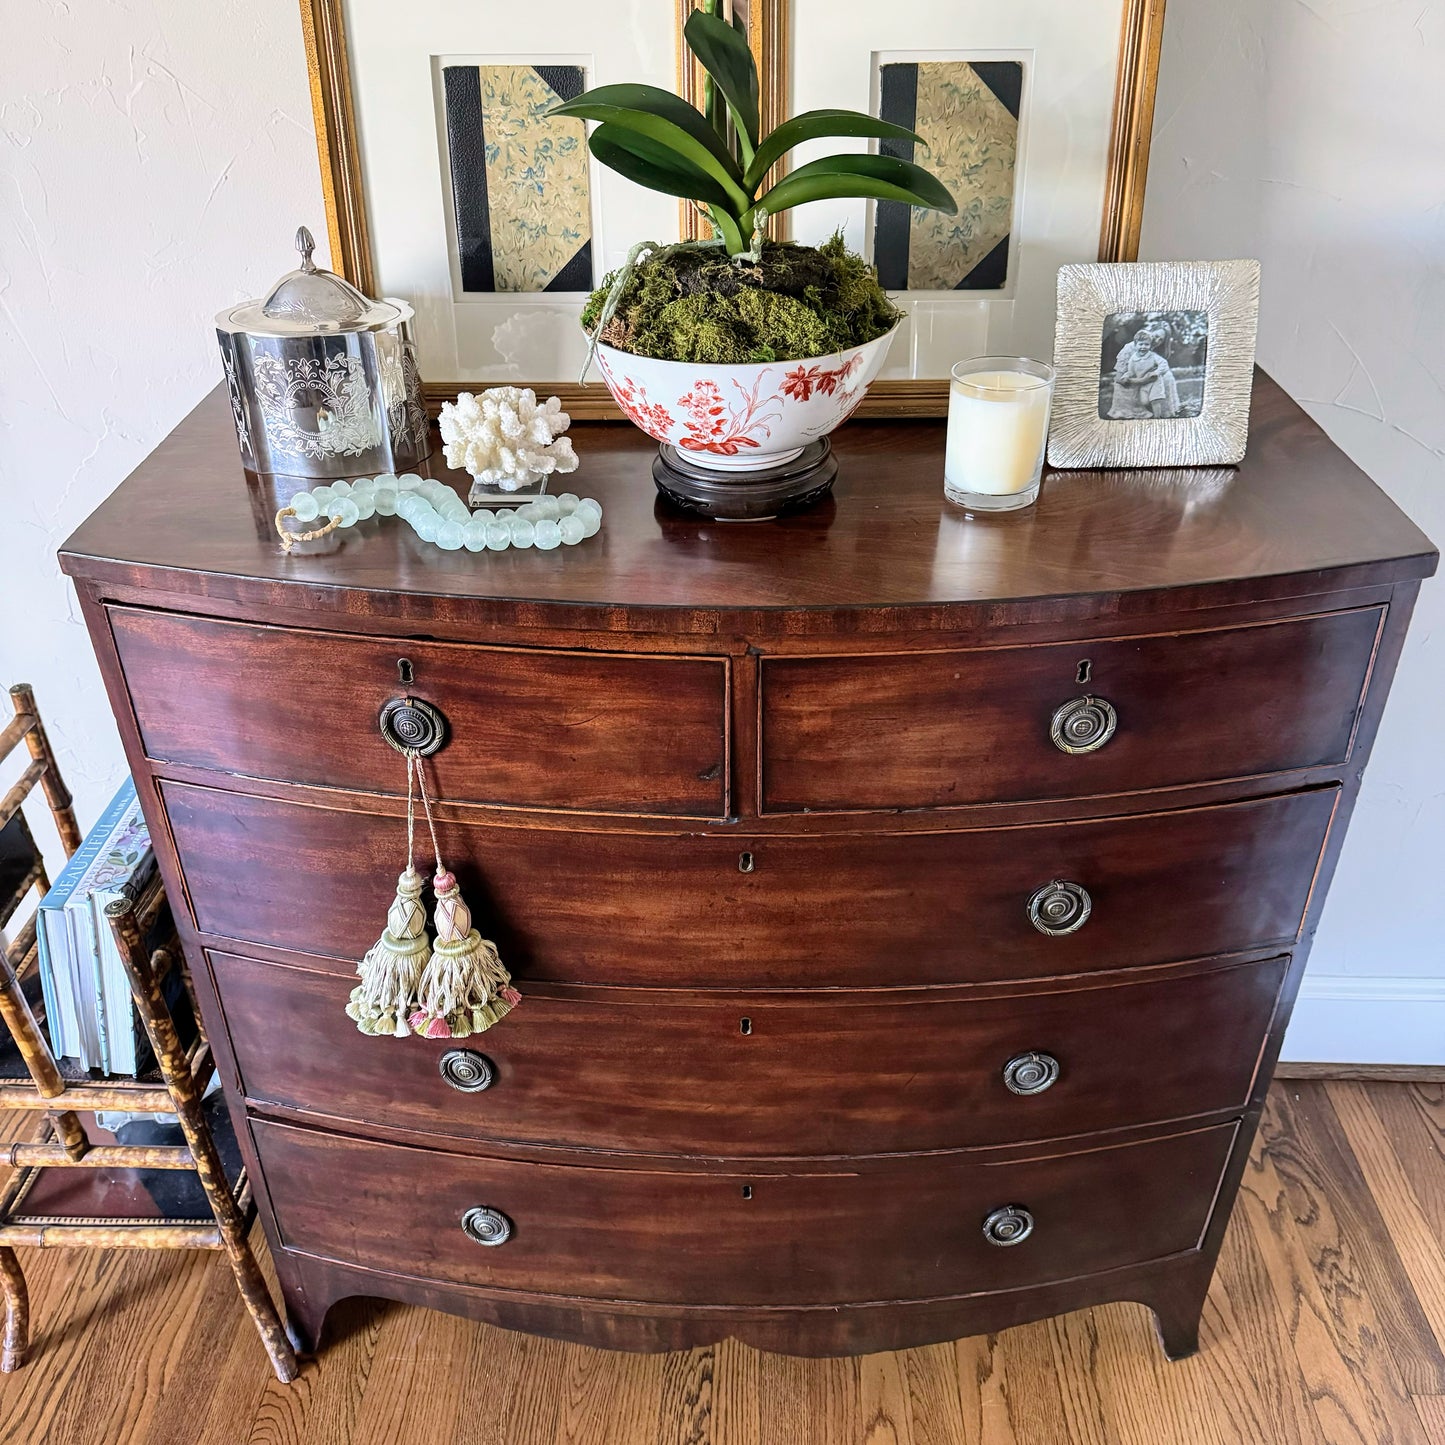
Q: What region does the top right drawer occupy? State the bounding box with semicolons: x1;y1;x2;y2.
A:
760;606;1384;813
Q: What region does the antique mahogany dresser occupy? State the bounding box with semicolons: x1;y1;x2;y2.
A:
61;373;1435;1360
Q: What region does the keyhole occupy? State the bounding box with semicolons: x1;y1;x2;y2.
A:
741;1185;753;1200
397;658;415;685
738;852;754;873
739;1017;752;1035
1076;659;1092;686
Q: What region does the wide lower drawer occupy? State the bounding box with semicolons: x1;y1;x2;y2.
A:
166;781;1336;987
108;608;729;818
761;607;1383;812
254;1118;1236;1306
216;951;1286;1156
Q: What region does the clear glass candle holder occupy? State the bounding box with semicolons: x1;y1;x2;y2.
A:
943;357;1056;513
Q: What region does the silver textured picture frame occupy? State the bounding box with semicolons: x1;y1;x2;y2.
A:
1048;259;1261;469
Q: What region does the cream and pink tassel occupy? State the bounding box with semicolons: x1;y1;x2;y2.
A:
406;751;521;1039
347;861;431;1037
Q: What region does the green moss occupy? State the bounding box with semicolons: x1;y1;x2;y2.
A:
583;235;899;364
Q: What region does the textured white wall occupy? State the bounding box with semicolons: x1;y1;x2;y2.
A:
1141;0;1444;1061
0;0;323;860
1;1;1438;1057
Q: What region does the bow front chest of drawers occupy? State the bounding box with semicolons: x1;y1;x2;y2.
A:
61;375;1435;1360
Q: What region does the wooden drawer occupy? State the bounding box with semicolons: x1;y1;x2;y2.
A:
216;952;1285;1156
166;781;1335;987
254;1117;1236;1306
108;608;729;818
760;608;1383;812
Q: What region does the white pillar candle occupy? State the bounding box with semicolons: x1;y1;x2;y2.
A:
944;359;1055;511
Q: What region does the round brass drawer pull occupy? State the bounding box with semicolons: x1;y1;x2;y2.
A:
982;1205;1034;1247
379;695;447;756
1003;1051;1060;1096
1027;880;1092;936
1050;695;1117;754
439;1049;495;1093
460;1206;513;1247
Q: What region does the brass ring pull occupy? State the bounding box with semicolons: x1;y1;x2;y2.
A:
1027;880;1092;937
1003;1052;1061;1096
982;1205;1034;1247
460;1206;513;1247
379;696;447;755
1050;695;1117;754
439;1049;495;1092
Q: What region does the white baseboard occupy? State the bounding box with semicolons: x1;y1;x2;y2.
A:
1282;974;1445;1066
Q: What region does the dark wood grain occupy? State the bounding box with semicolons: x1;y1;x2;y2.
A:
761;607;1382;812
58;375;1436;638
213;950;1286;1158
163;781;1335;987
109;607;730;818
253;1115;1236;1308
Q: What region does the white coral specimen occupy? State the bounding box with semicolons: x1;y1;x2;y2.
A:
437;387;579;491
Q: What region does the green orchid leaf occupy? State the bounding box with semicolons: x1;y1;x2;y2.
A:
750;153;957;226
550;83;749;205
745;110;924;190
683;8;760;157
588;125;735;209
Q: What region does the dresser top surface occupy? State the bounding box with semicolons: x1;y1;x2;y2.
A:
61;371;1434;626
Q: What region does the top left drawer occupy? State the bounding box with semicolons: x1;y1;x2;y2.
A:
108;609;730;818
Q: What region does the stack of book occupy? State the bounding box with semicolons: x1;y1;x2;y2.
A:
36;778;158;1075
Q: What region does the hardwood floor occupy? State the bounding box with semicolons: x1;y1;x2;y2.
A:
1;1081;1441;1445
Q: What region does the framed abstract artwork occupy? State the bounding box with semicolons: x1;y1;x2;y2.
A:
299;0;1161;416
299;0;785;416
788;0;1167;412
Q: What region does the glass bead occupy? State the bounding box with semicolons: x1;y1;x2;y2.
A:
350;477;375;498
559;514;585;545
373;486;398;516
396;472;422;490
555;493;580;516
533;497;561;522
414;512;440;542
442;498;470;525
436;520;465;550
579;510;602;538
289;492;320;522
463;519;489;552
330;479;352;497
352;492;376;521
330;497;360;527
534;518;562;550
576;497;602;521
509;516;536;548
485;520;511;550
312;485;335;507
471;508;495;526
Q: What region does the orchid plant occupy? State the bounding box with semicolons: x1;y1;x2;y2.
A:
550;5;955;256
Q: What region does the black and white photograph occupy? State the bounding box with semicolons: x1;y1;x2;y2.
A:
1049;259;1260;469
1098;308;1208;420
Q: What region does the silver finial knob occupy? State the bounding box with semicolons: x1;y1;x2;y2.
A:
296;225;317;273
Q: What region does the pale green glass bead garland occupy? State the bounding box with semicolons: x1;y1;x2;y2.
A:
275;472;602;554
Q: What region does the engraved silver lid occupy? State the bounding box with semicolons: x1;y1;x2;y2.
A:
215;227;412;338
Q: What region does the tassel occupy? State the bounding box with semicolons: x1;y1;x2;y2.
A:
408;868;521;1039
346;863;431;1036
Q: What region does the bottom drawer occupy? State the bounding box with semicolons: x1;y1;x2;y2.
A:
254;1118;1237;1307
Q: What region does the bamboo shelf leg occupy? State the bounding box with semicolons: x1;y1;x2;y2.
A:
107;907;299;1384
0;1247;28;1372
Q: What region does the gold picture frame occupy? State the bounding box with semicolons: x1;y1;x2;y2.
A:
299;0;1165;419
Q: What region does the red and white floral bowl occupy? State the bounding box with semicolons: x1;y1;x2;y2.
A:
594;327;899;472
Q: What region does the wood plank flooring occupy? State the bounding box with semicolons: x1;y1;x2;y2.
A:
0;1080;1440;1445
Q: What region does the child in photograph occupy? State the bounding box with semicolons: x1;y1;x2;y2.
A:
1107;327;1182;419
